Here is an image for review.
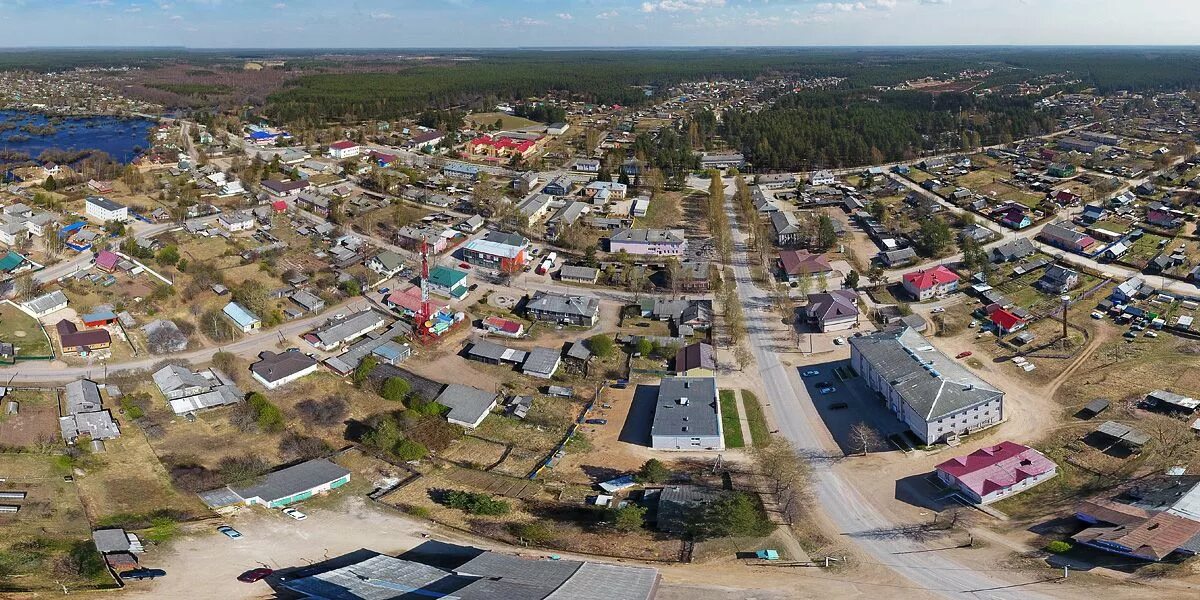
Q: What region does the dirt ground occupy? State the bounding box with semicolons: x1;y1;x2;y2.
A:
0;389;60;446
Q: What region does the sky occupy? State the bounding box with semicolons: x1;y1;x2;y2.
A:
1;0;1199;48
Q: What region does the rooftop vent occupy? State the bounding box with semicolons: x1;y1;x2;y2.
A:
678;397;689;406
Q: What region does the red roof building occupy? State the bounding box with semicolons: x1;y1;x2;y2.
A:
901;265;960;300
271;200;289;213
987;305;1027;334
777;250;833;281
466;135;540;159
482;316;524;338
936;441;1058;504
95;250;120;273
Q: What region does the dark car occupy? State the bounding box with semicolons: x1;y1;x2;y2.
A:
829;402;849;410
815;381;834;390
121;569;167;581
585;418;608;425
237;568;274;583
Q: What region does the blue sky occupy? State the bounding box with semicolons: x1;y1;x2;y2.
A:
1;0;1199;47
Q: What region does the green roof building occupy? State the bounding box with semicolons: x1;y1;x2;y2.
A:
427;266;469;300
0;251;26;273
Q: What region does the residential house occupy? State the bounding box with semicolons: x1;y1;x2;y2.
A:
58;379;120;443
935;442;1058;504
1037;265;1079;294
1047;163;1077;178
250;350;319;389
290;289;326;313
482;316;524;338
396;225;448;254
990;238;1036;263
22;290;67;317
152;364;243;415
770;210;805;247
988;305;1028;334
55;320;111;355
878;247;918;267
542;175;572;196
850;327;1005;444
559;265;599;284
809;170;836;186
442;162;480;181
218;210;255;232
804;290;860;332
1146;202;1182;229
435;384;499;429
367;250;405;279
525;291;600;326
674;342;716;377
306;310;387;351
902;265;960;300
1039;221;1096;253
222;302;261;333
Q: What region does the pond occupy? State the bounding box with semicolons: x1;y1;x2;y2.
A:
0;110;157;164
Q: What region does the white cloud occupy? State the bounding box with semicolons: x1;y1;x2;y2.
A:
641;0;726;13
124;6;142;12
596;10;619;19
519;16;547;26
556;12;573;20
169;14;182;20
272;2;287;8
370;11;394;20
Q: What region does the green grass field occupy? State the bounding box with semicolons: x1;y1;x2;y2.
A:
466;112;540;130
718;390;744;448
740;390;771;447
0;302;53;358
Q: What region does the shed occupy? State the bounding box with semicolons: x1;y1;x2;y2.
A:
1080;399;1111;419
1093;420;1151;448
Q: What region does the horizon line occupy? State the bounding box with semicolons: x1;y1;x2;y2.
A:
2;44;1200;52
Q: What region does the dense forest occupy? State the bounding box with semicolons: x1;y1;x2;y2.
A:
721;91;1056;170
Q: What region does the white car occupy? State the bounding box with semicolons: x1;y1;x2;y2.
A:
282;507;307;521
931;307;945;314
832;337;845;345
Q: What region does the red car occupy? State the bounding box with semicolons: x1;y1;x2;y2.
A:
237;568;273;583
459;262;472;270
955;351;972;359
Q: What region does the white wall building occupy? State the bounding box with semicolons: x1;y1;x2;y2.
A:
85;196;129;223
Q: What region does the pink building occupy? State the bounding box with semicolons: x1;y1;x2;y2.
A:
935;441;1057;504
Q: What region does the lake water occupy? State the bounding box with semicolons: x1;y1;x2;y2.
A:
0;110;157;164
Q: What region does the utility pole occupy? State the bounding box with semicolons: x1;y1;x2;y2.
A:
1060;294;1071;347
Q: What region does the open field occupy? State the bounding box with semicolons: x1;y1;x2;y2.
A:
72;429;210;525
0;390;60;447
0;302;53;358
465;112;540;130
0;452;115;593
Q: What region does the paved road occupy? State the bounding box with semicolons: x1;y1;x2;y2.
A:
722;187;1056;599
33;220;186;284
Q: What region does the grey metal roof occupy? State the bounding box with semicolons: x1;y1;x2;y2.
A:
283;553;451;600
467;339;527;364
521;347;561;377
290;289;325;312
60;411;119;441
610;228;685;244
92;528;130;553
559;265;599;282
1095;420;1151;446
152;365;210;396
64;379;103;415
806;290;859;321
651;377;720;438
312;310;386;348
229;458;350;504
435;384;499;427
544;561;658;600
527;291;599;319
565;341;592;361
23;290;67;315
849;328;1004;421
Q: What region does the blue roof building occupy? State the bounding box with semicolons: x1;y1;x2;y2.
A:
223;302;261;332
